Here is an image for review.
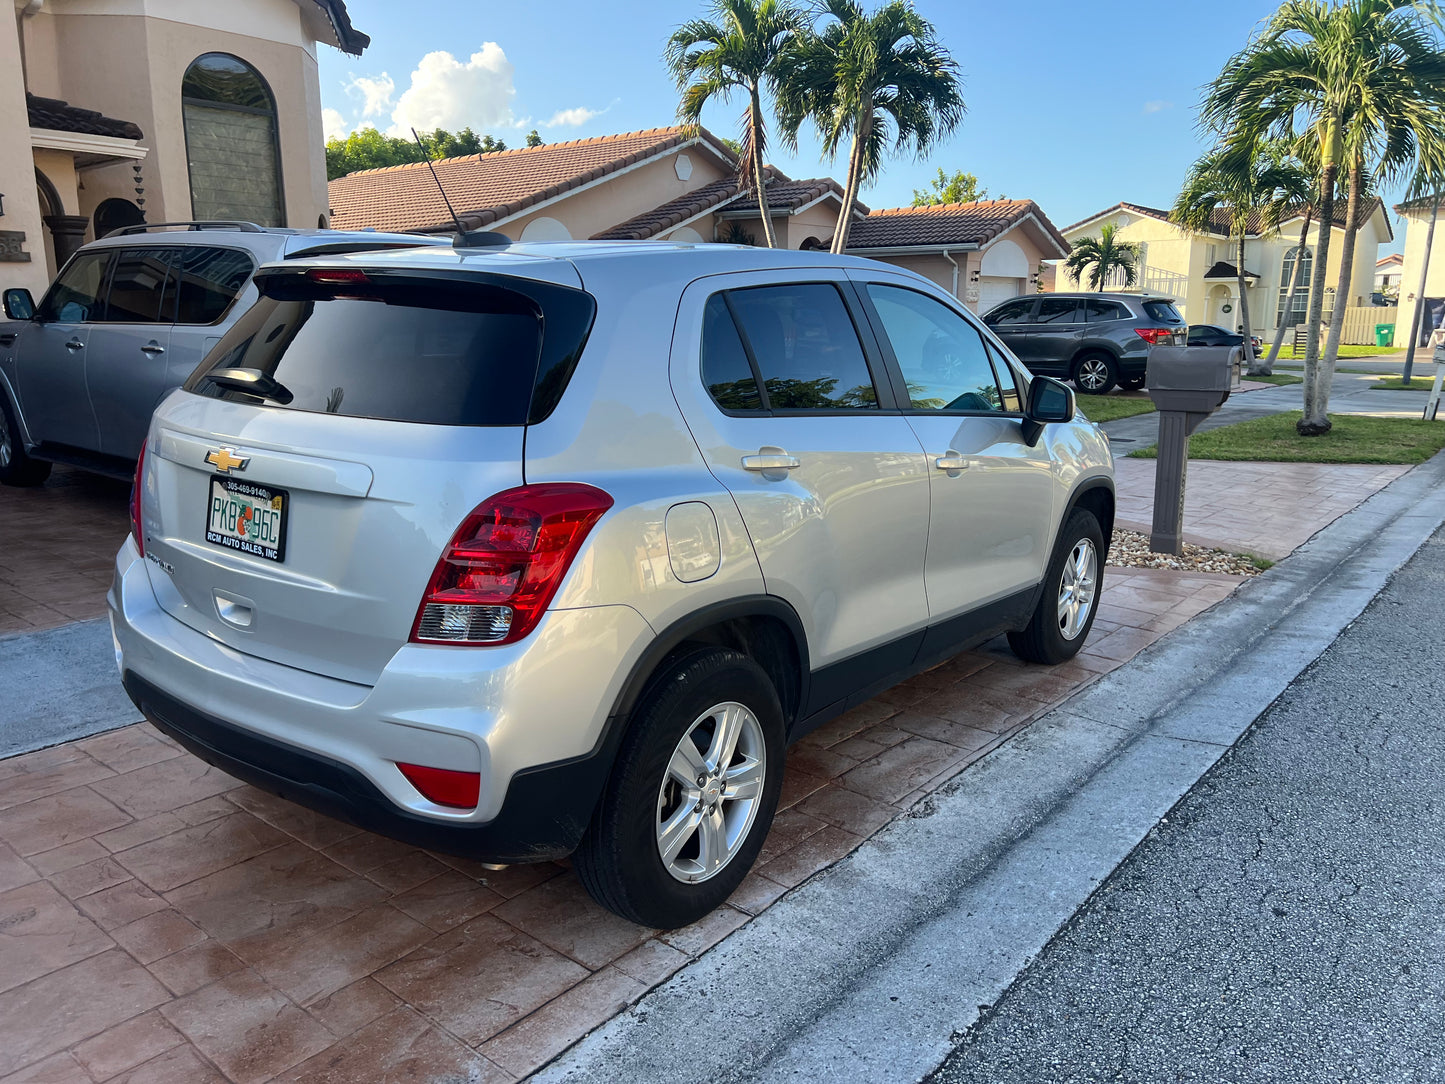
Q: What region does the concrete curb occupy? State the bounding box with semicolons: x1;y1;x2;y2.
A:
534;449;1445;1084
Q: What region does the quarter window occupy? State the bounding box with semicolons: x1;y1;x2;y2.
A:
173;247;255;325
182;54;283;226
726;284;877;410
1083;298;1128;322
865;284;1008;413
36;251;110;322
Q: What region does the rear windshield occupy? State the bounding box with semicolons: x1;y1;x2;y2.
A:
184;272;594;426
1142;300;1183;323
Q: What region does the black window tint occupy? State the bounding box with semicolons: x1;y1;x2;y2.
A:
986;299;1035;325
100;247;177;323
185;282;542;425
729;284;876;410
701;294;763;412
1143;300;1183;323
174;247;254;324
37;251;110;322
1083;299;1128;322
1034;298;1083;324
866;284;1005;413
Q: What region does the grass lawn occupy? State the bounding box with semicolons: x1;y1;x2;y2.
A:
1370;376;1441;391
1127;411;1445;464
1246;373;1303;386
1076;395;1156;424
1272;345;1397;360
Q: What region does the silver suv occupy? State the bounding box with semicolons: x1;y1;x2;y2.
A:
109;240;1115;927
0;221;443;485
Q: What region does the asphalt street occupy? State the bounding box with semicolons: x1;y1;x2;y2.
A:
929;521;1445;1084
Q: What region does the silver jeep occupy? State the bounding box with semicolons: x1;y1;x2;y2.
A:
108;240;1114;927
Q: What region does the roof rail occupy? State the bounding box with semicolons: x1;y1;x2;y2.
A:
105;220;266;237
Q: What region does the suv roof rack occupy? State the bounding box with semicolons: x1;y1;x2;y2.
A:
105;220;266;237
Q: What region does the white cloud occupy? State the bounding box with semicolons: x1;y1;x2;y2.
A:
1143;100;1173;114
544;106;603;128
345;72;396;118
388;44;516;135
322;107;350;141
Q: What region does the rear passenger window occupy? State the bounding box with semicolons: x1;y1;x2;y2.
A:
173;246;254;325
727;284;877;410
1084;299;1128;322
1034;298;1083;324
701;294;764;412
100;247;178;323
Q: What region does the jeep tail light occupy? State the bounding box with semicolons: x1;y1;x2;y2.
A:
1135;328;1175;345
130;443;146;558
397;763;480;808
411;483;613;645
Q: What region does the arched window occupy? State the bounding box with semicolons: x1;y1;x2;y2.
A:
182;53;282;226
1276;245;1312;328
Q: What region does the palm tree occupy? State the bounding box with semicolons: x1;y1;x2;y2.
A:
1063;223;1140;293
1203;0;1445;434
775;0;964;253
1171;139;1312;375
666;0;805;249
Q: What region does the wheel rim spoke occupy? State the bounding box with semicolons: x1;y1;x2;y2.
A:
706;704;744;774
723;757;764;801
1058;539;1098;640
667;741;706;789
658;804;701;865
695;807;728;874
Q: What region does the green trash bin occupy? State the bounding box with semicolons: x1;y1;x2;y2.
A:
1375;324;1395;347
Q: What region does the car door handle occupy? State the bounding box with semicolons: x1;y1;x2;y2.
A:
935;451;971;471
0;333;15;347
141;341;165;355
65;338;84;351
741;449;801;471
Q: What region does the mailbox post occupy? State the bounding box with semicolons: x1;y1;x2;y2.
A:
1144;345;1239;555
1423;343;1445;422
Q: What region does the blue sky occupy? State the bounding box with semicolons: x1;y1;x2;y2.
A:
320;0;1405;250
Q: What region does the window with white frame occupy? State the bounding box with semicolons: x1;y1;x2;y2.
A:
1275;245;1313;327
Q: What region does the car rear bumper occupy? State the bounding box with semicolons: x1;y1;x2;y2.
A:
108;535;654;861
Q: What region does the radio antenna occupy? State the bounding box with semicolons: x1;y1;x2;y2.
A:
411;127;466;235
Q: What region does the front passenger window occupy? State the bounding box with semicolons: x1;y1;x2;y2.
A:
866;284;1006;413
36;251;111;322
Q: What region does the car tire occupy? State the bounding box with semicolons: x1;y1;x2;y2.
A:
1072;353;1118;395
1008;508;1104;665
574;647;785;928
0;394;51;487
1119;376;1146;391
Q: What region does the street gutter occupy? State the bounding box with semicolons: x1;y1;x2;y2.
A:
535;448;1445;1084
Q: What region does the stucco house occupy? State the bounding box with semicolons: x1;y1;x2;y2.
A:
326;126;1068;313
1375;252;1403;295
2;0;365;298
1392;195;1445;346
1058;200;1392;338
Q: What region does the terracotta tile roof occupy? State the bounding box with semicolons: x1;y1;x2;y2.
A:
327;126;736;234
592;176;748;240
845;199;1069;255
1376;253;1404;267
724;177;865;216
1065;199;1384;238
26;93;142;140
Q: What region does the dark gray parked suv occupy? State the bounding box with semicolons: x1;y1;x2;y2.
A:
982;292;1186;394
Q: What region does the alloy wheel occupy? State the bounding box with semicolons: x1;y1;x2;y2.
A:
655;701;766;884
0;410;11;469
1077;358;1111;392
1057;538;1098;640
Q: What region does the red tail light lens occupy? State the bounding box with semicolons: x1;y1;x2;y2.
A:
411;483;613;645
397;763;480;808
1135;328;1176;345
129;443;146;558
305;268;370;285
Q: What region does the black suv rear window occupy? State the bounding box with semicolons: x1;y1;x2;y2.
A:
1142;300;1183;323
184;271;594;426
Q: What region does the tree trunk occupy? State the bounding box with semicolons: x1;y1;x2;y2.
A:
1306;159;1362;432
1265;206;1312;370
1237;231;1259;375
831;111;870;254
749;86;776;249
1402;193;1441;385
1298;127;1338;436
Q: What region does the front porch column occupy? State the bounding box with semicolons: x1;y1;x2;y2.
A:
43;214;90;269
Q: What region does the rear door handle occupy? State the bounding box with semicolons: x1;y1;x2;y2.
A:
141;341;165;355
741;447;800;472
935;450;970;471
65;338;84;351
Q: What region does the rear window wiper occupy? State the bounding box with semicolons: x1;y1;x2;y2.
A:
204;367;295;405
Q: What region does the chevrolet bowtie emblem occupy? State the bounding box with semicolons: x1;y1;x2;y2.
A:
205;448;250;473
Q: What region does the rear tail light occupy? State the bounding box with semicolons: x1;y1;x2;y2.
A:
129;443;146;558
397;763;480;808
1135;328;1176;345
411;483;614;646
305;268;370;285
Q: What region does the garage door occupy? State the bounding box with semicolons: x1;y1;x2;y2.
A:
976;276;1022;315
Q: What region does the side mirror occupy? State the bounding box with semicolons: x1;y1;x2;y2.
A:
1021;375;1074;447
3;289;36;321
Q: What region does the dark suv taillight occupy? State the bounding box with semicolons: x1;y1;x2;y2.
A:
1135;328;1177;345
410;483;613;645
129;443;146;558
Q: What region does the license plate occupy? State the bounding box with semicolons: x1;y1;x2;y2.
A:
205;476;288;562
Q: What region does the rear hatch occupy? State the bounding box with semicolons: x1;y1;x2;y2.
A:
140;258;595;686
1140;298;1188;345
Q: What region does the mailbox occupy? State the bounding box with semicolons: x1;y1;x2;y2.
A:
1142;345;1241;556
